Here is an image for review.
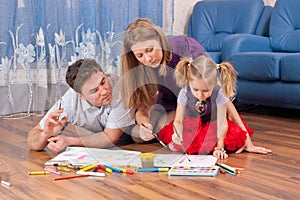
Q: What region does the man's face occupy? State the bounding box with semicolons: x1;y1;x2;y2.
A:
79;71;112;107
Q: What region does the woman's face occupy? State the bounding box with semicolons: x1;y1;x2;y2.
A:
131;39;163;68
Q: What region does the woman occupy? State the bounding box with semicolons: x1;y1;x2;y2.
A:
121;18;205;143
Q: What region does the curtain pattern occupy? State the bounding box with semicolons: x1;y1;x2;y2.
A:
0;0;174;116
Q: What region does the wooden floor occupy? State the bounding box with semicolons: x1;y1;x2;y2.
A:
0;106;299;200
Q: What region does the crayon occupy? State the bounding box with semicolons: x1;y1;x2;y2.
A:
52;163;68;167
44;167;61;176
80;164;97;172
1;180;12;187
28;171;50;175
56;167;71;172
76;171;105;177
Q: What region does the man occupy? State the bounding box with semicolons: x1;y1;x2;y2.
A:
27;59;135;153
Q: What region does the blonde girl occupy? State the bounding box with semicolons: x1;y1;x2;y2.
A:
158;55;272;159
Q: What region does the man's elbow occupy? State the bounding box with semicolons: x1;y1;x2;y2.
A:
27;138;45;151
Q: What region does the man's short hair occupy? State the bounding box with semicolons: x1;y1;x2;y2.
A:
66;59;103;93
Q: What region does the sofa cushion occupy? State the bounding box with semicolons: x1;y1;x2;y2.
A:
281;54;300;82
228;52;288;81
270;0;300;52
255;6;273;37
188;0;264;52
207;52;221;64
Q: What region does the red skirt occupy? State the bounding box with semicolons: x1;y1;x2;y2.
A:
158;115;254;155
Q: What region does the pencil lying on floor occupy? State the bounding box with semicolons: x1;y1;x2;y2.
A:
53;174;89;181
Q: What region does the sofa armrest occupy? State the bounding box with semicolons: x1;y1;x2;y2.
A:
222;34;272;61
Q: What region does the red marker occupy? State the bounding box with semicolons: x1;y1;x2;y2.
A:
124;169;135;175
97;164;112;173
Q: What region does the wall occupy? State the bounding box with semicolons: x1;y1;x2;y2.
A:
172;0;277;34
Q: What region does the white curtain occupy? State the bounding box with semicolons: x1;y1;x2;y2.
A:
0;0;174;116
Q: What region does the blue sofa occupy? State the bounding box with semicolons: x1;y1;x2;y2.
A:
188;0;270;64
224;0;300;109
188;0;300;109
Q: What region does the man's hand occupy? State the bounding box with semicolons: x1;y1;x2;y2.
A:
43;109;67;139
47;135;70;153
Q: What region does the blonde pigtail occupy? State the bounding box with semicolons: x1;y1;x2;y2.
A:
175;58;191;88
218;61;237;99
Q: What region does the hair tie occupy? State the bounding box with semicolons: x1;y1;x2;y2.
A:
187;63;191;68
216;64;220;70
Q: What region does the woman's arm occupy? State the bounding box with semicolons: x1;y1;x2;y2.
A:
135;108;151;125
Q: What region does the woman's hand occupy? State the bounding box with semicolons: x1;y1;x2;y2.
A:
139;123;155;141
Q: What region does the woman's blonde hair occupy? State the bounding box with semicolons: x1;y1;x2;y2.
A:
175;55;237;98
121;18;172;109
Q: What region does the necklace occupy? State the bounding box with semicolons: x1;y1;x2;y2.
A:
195;100;206;114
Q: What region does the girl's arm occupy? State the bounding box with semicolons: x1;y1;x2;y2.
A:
217;103;228;148
168;104;186;152
226;101;247;131
226;101;272;154
173;104;186;141
214;103;229;159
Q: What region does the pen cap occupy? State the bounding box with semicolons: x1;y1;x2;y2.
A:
139;152;156;168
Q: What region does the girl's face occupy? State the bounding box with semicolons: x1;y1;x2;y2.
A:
131;39;163;68
189;76;214;101
79;71;112;107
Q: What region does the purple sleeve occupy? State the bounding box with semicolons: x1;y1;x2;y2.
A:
168;35;206;61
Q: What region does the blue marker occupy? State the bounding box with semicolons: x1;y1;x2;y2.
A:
103;164;123;173
137;168;169;172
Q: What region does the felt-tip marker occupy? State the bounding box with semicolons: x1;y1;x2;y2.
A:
137;168;169;172
103;164;123;173
97;164;112;173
